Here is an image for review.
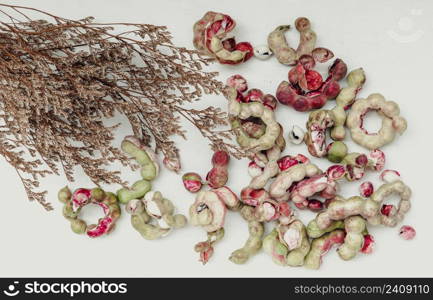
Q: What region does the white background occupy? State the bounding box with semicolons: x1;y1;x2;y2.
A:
1;0;432;277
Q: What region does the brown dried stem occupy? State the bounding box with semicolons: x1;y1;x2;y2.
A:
0;4;242;210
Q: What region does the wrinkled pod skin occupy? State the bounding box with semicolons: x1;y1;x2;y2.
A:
346;93;407;150
337;216;366;260
314;195;380;229
229;221;264;264
121;136;159;181
193;11;253;65
270;163;322;201
248;145;282;190
206;150;230;189
305;110;335;158
306;219;345;239
276;59;347;112
267;17;333;66
117;135;160;204
226;87;281;151
330;68;366;140
313;180;411;231
60;187;121;238
372;180;411;227
263;220;311;267
290;174;338;209
117;179;151;204
127;191;187;240
304;230;346;269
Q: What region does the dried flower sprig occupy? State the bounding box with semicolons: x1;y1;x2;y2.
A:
0;4;242;210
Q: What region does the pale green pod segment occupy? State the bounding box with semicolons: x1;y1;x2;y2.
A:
91;187;106;202
70;219;87;234
121;140;151;166
208;228;225;242
105;192;118;205
263;229;288;266
58;186;72;203
63;202;78;219
161;198;175;215
304;229;345;270
307;219;345;238
286;224;310;267
117;180;151;204
240;205;256;221
131;212;150;230
140;165;157;181
229;221;264;265
163;214;187;229
337;216;366;261
121;140;157;181
342;152;360;165
131;213;169;240
263;229;278;254
326;141;348;163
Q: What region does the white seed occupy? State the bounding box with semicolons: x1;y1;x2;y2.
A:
288;125;305;144
253;44;273;60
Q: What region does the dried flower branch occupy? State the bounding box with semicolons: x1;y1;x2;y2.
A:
0;4;242;210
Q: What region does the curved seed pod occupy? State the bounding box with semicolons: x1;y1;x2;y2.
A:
117;179;151;204
270;163;322;201
315;195;381;229
229;221;264;264
131;214;170;240
267;25;296;65
122;136;159;181
306;219;345;239
226;87;281;151
373;180;411;227
249;145;281;189
294;17;316;58
60;187;120;238
331;68;366;140
285;220;311;267
263;229;289;266
305;110;335;158
346;93;407;149
337;216;366;260
190;191;227;232
304;230;346;269
193;12;253;64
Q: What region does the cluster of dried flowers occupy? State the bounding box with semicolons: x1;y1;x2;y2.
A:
0;4;242;210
